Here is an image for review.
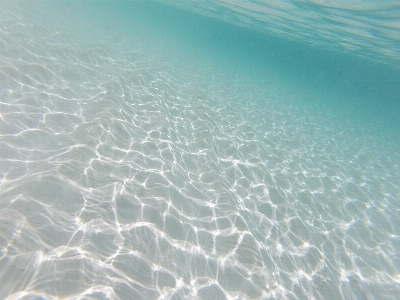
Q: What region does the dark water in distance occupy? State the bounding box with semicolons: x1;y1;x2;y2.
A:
1;1;399;299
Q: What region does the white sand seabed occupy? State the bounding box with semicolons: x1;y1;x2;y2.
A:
1;1;399;300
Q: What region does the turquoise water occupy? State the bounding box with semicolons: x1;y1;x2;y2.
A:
1;1;399;299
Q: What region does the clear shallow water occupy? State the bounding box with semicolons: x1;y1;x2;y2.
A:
0;1;399;299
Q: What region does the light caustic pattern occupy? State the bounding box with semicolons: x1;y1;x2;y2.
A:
1;2;400;300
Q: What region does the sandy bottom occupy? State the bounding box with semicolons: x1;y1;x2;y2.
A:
1;2;399;299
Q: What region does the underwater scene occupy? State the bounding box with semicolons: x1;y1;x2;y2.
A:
1;1;399;299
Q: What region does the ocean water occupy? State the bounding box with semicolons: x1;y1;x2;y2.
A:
0;1;399;299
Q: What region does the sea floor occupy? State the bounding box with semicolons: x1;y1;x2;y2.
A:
1;1;399;299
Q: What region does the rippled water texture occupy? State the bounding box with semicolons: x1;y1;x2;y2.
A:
1;1;400;299
156;0;400;65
